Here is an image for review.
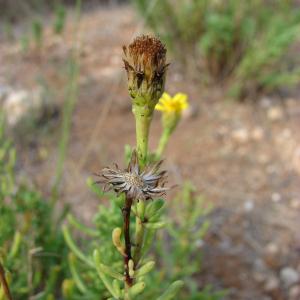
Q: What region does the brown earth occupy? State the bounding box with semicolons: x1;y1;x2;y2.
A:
1;4;300;300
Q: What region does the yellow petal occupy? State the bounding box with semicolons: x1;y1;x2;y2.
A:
155;104;166;111
161;92;172;102
174;93;187;102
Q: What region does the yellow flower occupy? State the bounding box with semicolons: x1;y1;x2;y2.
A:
155;92;189;114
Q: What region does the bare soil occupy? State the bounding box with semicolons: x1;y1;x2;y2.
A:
1;4;300;300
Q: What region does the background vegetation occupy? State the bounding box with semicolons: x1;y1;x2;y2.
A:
0;0;300;299
133;0;300;99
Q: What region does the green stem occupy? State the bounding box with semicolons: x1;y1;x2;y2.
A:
132;106;150;268
156;128;171;159
62;226;93;268
93;250;120;299
133;107;152;168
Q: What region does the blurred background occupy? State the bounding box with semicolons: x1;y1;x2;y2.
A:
1;0;300;299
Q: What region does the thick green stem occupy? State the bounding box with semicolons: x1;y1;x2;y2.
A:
133;106;152;168
131;105;152;284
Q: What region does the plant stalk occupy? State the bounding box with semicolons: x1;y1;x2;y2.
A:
156;127;172;159
0;263;12;300
133;107;152;168
123;196;133;288
133;204;145;266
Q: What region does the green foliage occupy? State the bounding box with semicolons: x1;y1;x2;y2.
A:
53;4;67;34
63;177;223;299
20;35;30;53
52;55;80;198
0;117;68;299
142;183;224;300
62;185;124;299
53;0;81;198
133;0;300;99
32;18;43;48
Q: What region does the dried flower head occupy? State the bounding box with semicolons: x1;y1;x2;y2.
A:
123;35;168;112
97;150;168;200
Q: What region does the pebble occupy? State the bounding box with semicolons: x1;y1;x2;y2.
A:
265;243;279;256
244;200;254;212
231;128;249;143
281;128;292;139
260;96;273;108
2;87;49;128
3;90;31;126
280;267;299;287
267;106;284;121
290;198;300;209
264;243;281;268
264;275;280;292
251;127;264;141
271;193;282;203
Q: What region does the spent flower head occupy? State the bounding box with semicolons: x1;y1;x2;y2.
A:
123;35;168;113
97;150;168;200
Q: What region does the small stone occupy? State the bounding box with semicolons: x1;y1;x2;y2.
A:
290;199;300;209
267;106;284;121
231;128;249;143
251;127;264;141
264;276;280;292
244;200;254;212
3;87;52;128
3;90;31;126
280;267;299;287
281;128;292;139
271;193;281;203
264;243;281;268
265;243;279;255
260;96;273;108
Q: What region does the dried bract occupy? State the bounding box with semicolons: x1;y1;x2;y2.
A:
123;35;168;112
96;150;168;200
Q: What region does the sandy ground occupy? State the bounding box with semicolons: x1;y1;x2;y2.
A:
1;4;300;300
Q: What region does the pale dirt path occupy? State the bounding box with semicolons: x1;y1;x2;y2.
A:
1;4;300;300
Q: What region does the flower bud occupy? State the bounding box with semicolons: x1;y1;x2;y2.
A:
156;92;189;134
128;259;135;278
112;227;125;256
123;35;168;116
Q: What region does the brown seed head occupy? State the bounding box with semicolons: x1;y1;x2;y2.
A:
123;35;168;112
96;150;168;200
